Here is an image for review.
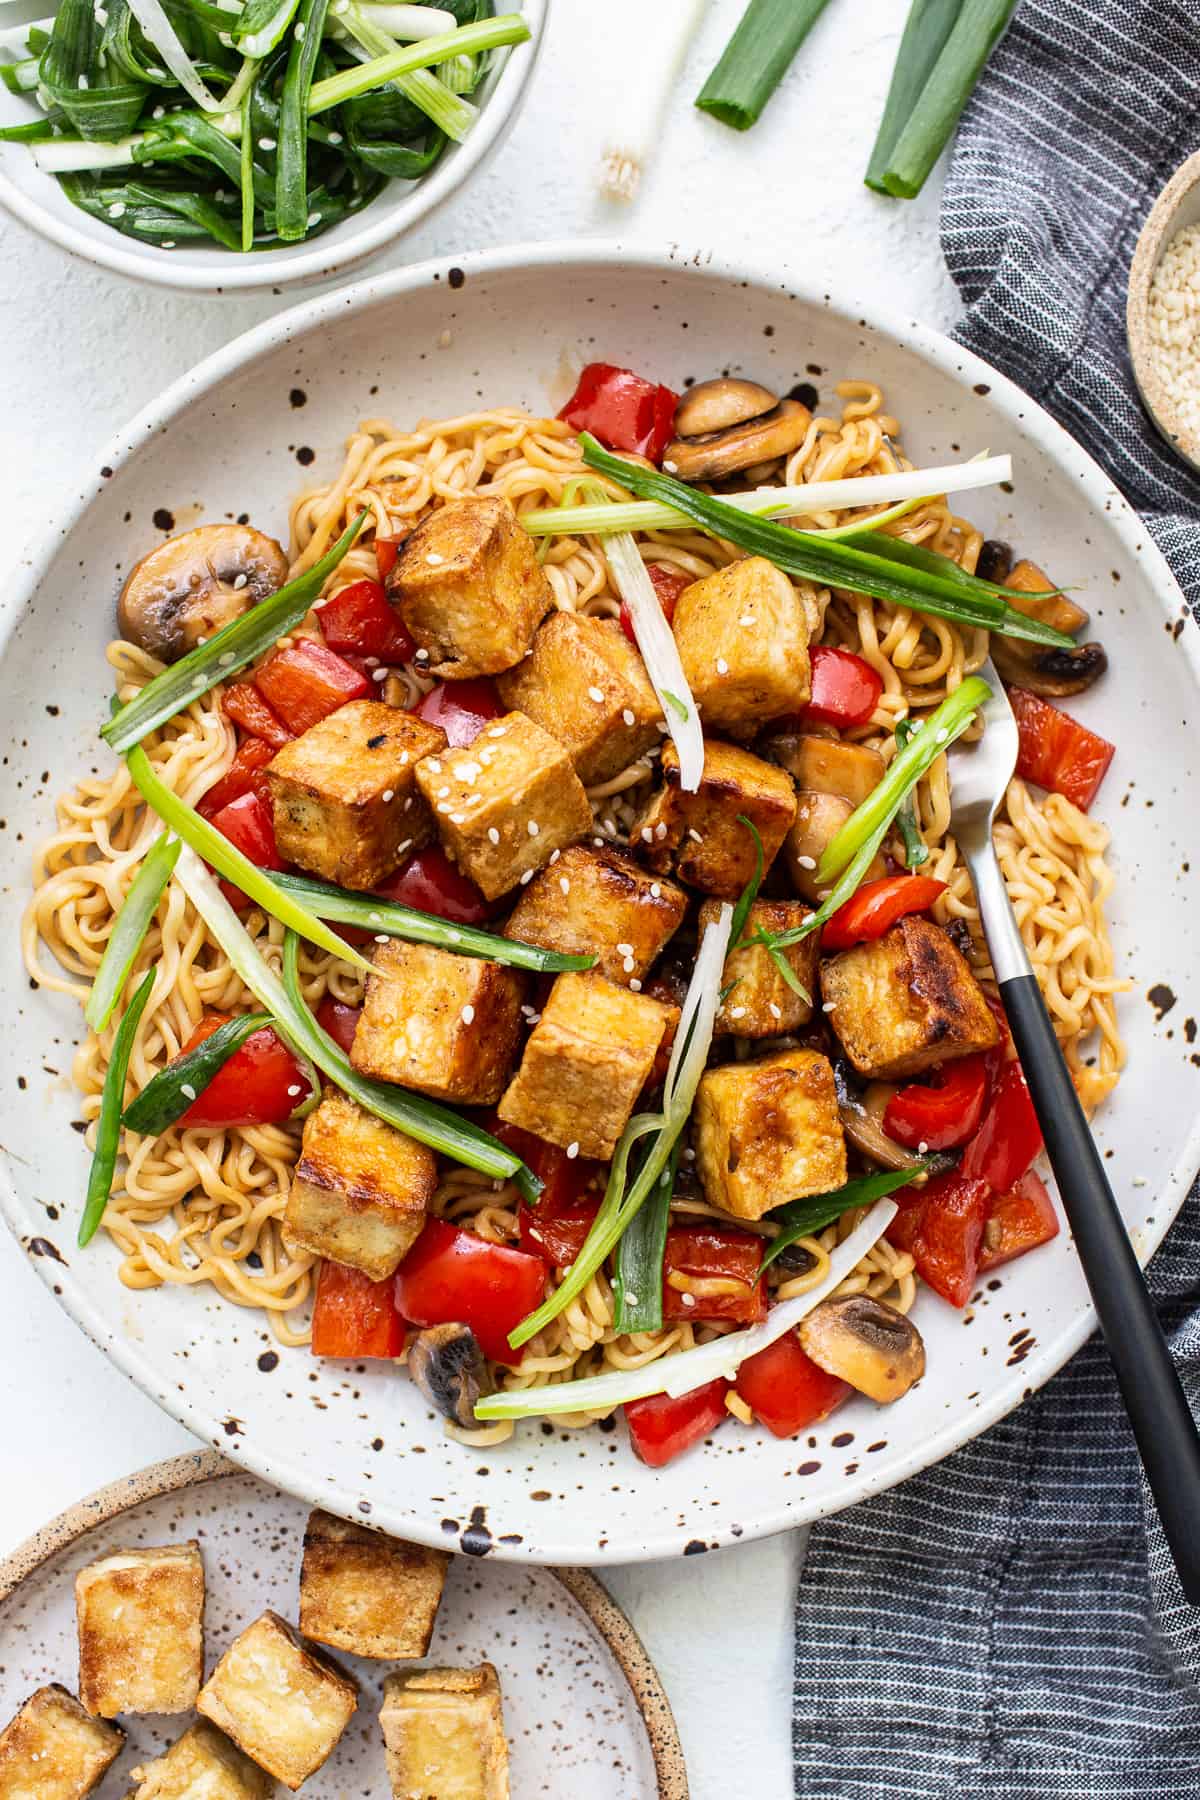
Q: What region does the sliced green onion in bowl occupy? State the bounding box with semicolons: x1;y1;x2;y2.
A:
84;831;180;1032
476;1196;898;1420
79;967;156;1248
757;1165;926;1277
268;872;596;973
125;740;373;974
168;845;536;1193
102;511;367;755
122;1010;274;1136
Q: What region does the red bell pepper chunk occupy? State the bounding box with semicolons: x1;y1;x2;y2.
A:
373;846;492;925
375;535;403;581
625;1378;728;1467
559;362;679;464
221;682;293;750
1009;685;1115;812
821;874;947;952
393;1219;546;1366
198;738;276;819
175;1013;312;1127
413;678;503;748
618;563;691;645
891;1167;992;1308
883;1053;991;1151
312;1260;405;1359
490;1118;601;1263
662;1227;768;1326
255;639;370;736
316;579;415;664
803;644;884;729
315;997;362;1056
520;1200;600;1268
207;789;285;911
735;1331;849;1439
979;1169;1060;1273
961;1059;1043;1194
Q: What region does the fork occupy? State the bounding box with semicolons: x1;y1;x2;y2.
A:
950;660;1200;1603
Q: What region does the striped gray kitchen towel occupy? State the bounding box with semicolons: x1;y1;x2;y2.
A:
793;4;1200;1794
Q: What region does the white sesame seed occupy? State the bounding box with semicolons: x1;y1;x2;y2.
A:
426;552;444;565
559;877;570;895
108;201;126;218
372;668;389;682
622;708;636;727
307;211;321;228
527;820;540;837
730;1006;747;1019
460;1004;475;1024
687;828;704;844
566;1141;580;1159
603;817;617;834
739;614;755;627
488;827;501;844
624;1292;640;1307
258;136;276;150
77;72;89;88
918;1141;929;1155
403;798;413;812
681;1145;695;1161
663;460;678;474
436;785;450;799
424;758;441;773
716;657;729;674
650;882;661;898
593;837;606;848
399;752;410;765
629;978;642;991
151;105;164;119
642;827;653;843
655;822;668;840
796;854;816;870
374;934;389;944
616;942;633;956
294;18;305;34
287;1084;302;1097
488;725;507;738
382;788;395;802
454;760;481;783
451;812;467;825
326;129;343;145
415;649;429;662
769;1002;783;1019
680;1292;696;1308
549;848;561;864
520;869;534;884
368;911;382;923
588;686;605;703
180;1082;196;1100
397;840;412;856
823;1000;836;1013
623;956;635;974
935;728;948;743
232;571;248;590
447;929;462;943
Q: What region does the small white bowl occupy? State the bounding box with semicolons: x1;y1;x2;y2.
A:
0;0;546;295
1127;147;1200;471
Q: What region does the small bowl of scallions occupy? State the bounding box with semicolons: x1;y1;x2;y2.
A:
0;0;544;291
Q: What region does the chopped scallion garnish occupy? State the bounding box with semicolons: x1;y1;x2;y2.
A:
757;1166;925;1276
84;832;179;1032
893;717;930;869
79;967;156;1247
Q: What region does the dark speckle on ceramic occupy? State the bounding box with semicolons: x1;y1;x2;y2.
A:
0;1458;686;1798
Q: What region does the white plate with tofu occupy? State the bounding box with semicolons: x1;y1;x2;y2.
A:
0;1451;686;1798
2;241;1200;1564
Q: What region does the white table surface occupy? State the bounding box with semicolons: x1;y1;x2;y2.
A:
0;5;961;1794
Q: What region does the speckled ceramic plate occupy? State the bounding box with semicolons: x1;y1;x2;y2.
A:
2;242;1199;1564
0;1451;686;1797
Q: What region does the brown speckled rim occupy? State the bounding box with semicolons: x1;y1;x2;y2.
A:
0;1451;688;1800
1126;146;1200;469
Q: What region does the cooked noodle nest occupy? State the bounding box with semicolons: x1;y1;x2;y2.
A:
23;383;1130;1439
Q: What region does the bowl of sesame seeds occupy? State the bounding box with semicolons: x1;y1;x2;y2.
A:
1127;147;1200;470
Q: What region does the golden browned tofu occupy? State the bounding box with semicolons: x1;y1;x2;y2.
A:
284;1092;435;1279
495;610;661;782
502;846;686;986
125;1721;273;1800
299;1510;449;1660
387;495;553;678
267;699;444;891
196;1612;356;1792
415;712;592;901
0;1687;123;1800
498;971;672;1160
672;556;811;738
633;739;797;898
380;1665;508;1800
821;915;1001;1080
351;939;524;1105
76;1543;204;1719
765;731;885;807
700;899;819;1037
693;1049;846;1220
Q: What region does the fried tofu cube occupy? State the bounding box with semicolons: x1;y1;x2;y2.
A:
125;1721;272;1800
284;1092;436;1279
693;1049;846;1220
196;1612;356;1791
415;712;592;901
0;1687;123;1800
821;915;1001;1080
75;1543;204;1719
266;699;444;891
498;971;672;1160
387;495;553;678
380;1664;508;1800
350;939;524;1105
495;610;661;782
765;731;885;807
673;557;810;738
503;846;686;986
299;1510;449;1660
700;899;819;1037
632;738;797;898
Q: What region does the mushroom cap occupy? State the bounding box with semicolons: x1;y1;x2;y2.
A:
798;1294;926;1404
662;397;813;483
407;1321;491;1428
674;377;779;439
117;522;289;663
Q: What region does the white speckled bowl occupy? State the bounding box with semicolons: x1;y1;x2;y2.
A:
2;241;1199;1564
0;0;546;294
0;1453;687;1797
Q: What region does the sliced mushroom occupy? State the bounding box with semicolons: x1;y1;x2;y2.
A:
990;557;1107;698
118;523;289;663
799;1295;925;1403
785;791;886;904
663;397;812;484
407;1322;492;1428
832;1057;915;1172
975;539;1013;585
765;733;886;808
674;377;780;439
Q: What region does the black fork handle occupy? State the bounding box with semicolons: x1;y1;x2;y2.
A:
999;973;1200;1604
